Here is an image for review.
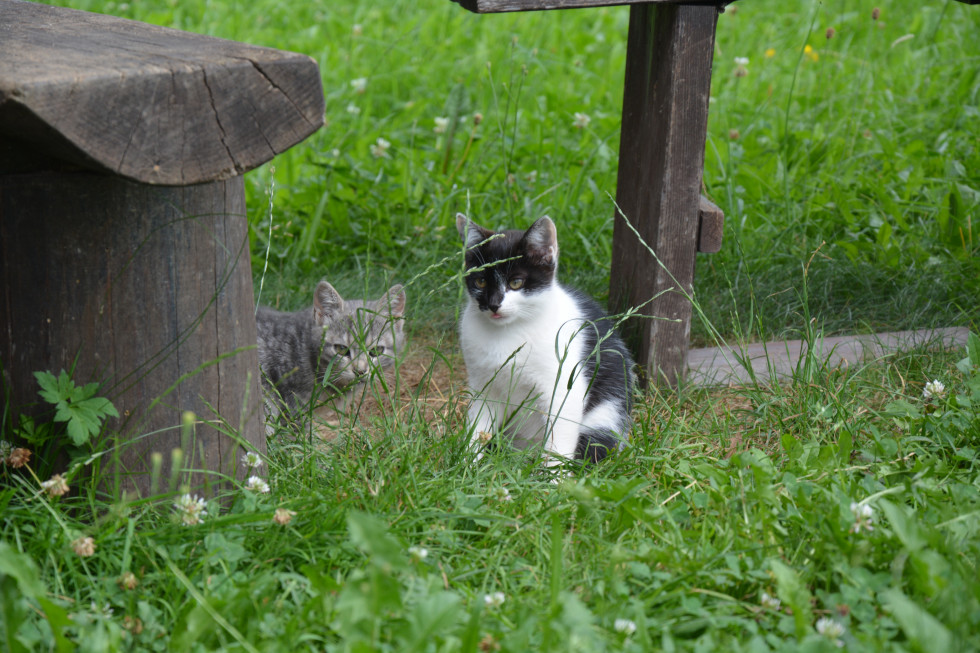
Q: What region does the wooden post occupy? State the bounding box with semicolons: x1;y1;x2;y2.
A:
0;0;324;495
608;4;718;387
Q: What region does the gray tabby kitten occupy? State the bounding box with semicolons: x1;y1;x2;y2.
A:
256;281;407;426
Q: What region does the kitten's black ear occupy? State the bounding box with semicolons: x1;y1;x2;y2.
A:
313;281;344;325
522;216;559;268
456;213;493;249
378;284;407;318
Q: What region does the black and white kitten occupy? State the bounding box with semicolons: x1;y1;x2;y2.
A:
256;281;406;427
456;213;635;464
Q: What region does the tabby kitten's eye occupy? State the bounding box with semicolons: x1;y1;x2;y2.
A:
334;345;350;357
368;346;385;358
508;278;525;290
474;278;487;289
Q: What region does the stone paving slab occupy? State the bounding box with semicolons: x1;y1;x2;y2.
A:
686;327;971;387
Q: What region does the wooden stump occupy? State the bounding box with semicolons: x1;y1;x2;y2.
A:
0;174;261;494
0;0;324;495
608;4;718;387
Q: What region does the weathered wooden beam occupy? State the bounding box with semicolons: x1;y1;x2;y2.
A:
0;0;323;185
608;4;718;387
450;0;728;13
697;195;724;254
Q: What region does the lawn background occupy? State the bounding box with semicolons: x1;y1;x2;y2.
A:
2;0;980;651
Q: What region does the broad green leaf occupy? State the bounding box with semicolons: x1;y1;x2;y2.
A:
36;597;75;653
34;370;63;406
879;500;928;552
768;559;813;639
0;542;45;597
204;533;250;565
958;332;980;374
346;511;408;571
881;588;953;652
908;549;951;598
406;591;463;651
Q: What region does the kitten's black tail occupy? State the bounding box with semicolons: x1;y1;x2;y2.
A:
576;428;628;464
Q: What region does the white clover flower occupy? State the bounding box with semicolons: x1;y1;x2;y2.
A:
350;77;368;94
41;474;70;497
614;618;637;635
484;591;506;608
174;493;208;526
816;617;846;647
273;507;296;525
346;103;361;116
849;501;874;534
245;476;270;494
433;116;450;134
370;137;391;158
90;601;114;617
118;571;139;591
734;56;749;77
492;486;512;502
352;24;363;36
72;536;96;557
923;379;946;400
6;447;30;468
477;431;493;445
241;451;263;469
760;591;782;610
572;112;591;129
408;546;429;561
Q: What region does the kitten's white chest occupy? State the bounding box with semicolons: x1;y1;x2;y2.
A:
459;286;584;441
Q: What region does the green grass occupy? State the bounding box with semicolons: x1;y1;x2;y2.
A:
3;0;980;650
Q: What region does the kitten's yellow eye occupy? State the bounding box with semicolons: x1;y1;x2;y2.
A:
508;278;524;290
334;345;350;357
474;278;487;289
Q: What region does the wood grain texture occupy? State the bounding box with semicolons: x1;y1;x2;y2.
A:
0;173;264;496
697;195;724;254
450;0;725;13
608;4;718;387
0;0;324;185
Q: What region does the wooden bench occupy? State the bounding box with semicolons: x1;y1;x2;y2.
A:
451;0;726;387
453;0;978;386
0;0;323;494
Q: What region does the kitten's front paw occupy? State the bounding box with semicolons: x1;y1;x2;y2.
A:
467;430;495;462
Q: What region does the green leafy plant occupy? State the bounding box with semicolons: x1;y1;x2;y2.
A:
32;370;118;447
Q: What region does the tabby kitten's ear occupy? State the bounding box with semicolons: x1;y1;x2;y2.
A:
521;216;559;268
313;281;344;325
456;213;494;249
377;284;407;318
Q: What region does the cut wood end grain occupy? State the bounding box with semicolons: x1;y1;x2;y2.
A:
697;195;724;253
0;0;325;185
